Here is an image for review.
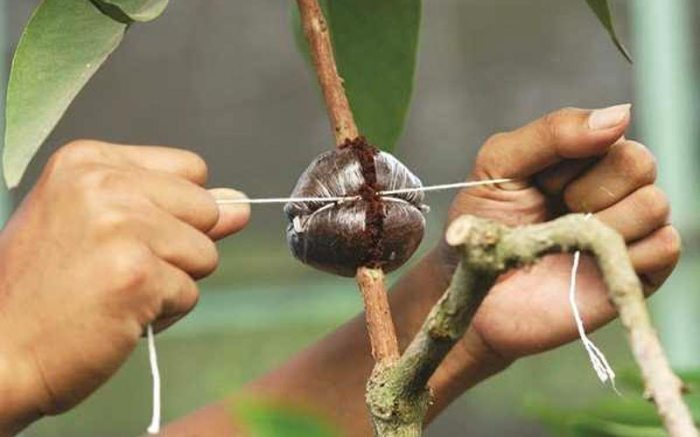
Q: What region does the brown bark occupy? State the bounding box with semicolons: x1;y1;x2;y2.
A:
296;0;358;145
356;267;400;365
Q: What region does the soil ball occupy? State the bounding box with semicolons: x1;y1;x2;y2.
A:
284;137;426;277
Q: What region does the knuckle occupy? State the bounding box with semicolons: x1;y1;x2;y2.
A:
539;107;581;145
183;151;208;185
540;111;564;143
614;141;657;184
638;186;670;223
109;244;154;291
180;281;200;314
47;140;105;174
476;132;508;173
93;207;132;235
658;226;682;263
199;196;221;231
75;166;123;194
197;238;219;277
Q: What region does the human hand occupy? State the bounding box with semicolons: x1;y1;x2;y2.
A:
440;105;679;369
0;141;250;434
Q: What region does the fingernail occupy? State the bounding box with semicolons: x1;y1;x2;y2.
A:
588;104;631;130
209;188;250;214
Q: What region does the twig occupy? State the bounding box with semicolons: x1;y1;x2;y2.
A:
357;267;401;364
296;0;358;145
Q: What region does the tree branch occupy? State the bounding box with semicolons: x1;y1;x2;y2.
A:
366;214;697;437
296;0;358;145
295;3;404;429
357;267;400;365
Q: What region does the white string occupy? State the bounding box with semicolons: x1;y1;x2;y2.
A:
214;178;513;205
569;213;619;394
140;177;508;433
146;324;161;434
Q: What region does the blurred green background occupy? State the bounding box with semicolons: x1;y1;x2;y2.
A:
2;0;698;435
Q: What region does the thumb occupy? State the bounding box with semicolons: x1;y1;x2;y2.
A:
207;188;251;240
474;104;631;187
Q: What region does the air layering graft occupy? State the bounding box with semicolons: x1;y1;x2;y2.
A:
285;138;426;277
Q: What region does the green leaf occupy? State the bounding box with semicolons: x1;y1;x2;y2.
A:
570;419;666;437
530;368;700;436
95;0;169;22
293;0;421;152
585;0;633;63
232;399;339;437
3;0;128;187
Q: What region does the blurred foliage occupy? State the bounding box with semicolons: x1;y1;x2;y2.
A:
232;399;338;437
530;369;700;436
292;0;421;152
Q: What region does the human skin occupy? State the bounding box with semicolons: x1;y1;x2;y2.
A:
0;105;679;436
0;141;251;435
163;105;680;436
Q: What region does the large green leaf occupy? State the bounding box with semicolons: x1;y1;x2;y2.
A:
3;0;126;187
3;0;169;188
294;0;421;152
585;0;633;63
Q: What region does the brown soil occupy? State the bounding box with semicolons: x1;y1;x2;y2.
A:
340;137;385;267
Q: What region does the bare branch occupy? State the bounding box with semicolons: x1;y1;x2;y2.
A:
366;214;697;437
296;0;358;145
357;267;400;364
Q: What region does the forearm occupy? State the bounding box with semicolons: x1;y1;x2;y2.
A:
165;249;507;435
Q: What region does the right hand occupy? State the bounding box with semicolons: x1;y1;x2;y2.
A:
0;140;250;433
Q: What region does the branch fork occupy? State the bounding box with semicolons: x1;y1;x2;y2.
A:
365;214;697;436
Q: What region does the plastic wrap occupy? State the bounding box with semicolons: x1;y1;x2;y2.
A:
285;138;426;277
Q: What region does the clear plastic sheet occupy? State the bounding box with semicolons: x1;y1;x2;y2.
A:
285;145;426;277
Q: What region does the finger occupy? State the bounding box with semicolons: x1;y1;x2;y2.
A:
474;105;630;187
151;259;200;333
207;188;251;240
534;158;597;195
629;225;681;274
593;185;670;242
534;136;628;195
641;266;675;296
113;145;209;186
135;169;220;233
140;208;220;279
564;141;657;212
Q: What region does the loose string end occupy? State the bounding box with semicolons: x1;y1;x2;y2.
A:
569;213;618;394
146;324;161;435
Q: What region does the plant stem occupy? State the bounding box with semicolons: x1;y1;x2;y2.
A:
296;0;358;145
356;267;400;364
295;3;404;432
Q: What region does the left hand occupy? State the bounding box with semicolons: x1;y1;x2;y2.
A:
441;105;680;365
